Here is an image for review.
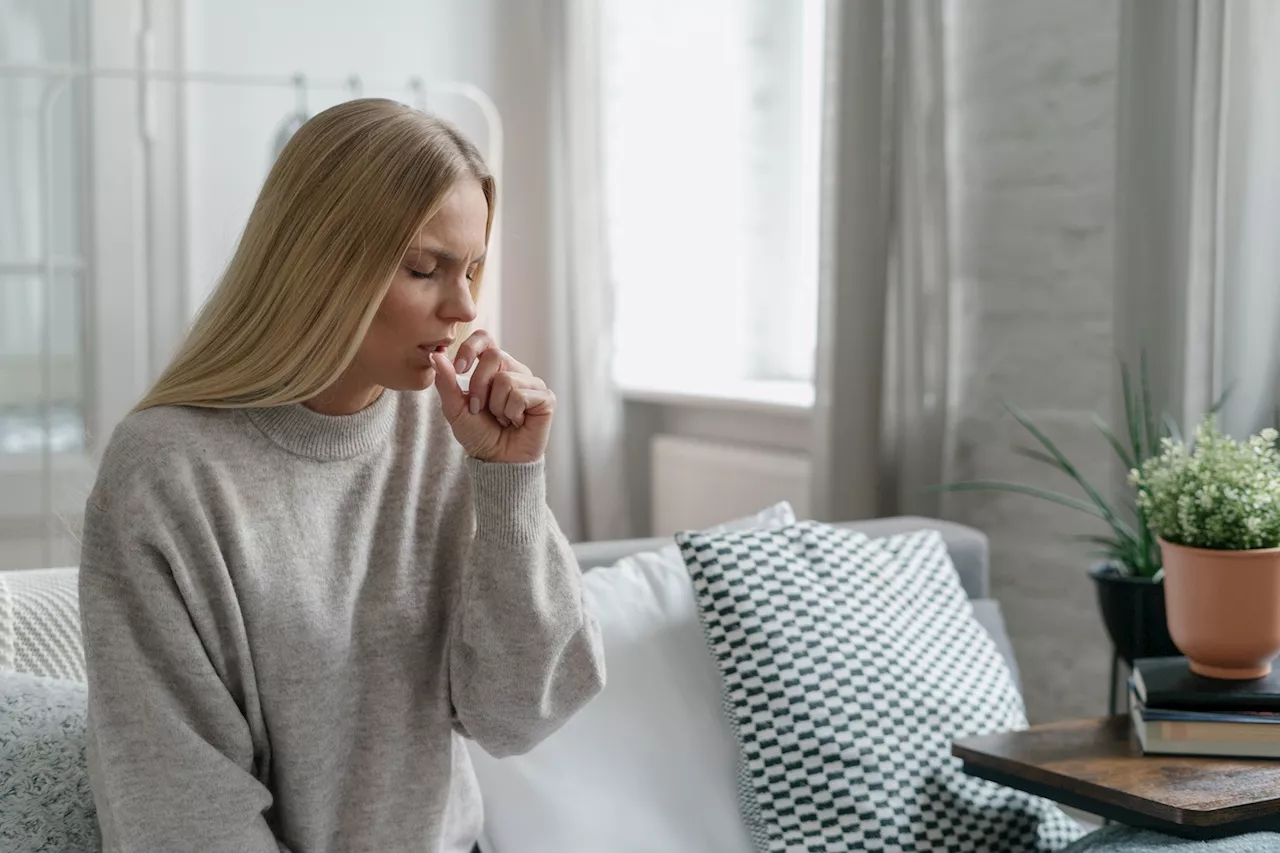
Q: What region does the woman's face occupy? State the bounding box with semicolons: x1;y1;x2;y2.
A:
343;179;487;401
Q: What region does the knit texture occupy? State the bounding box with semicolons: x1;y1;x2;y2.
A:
0;569;84;682
79;389;604;853
1062;826;1280;852
0;672;99;853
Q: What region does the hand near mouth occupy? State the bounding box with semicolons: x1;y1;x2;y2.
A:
430;329;554;464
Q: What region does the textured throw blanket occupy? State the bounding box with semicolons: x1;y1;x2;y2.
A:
0;671;99;853
1064;825;1280;852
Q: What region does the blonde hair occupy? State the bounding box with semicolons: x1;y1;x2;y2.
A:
136;98;494;411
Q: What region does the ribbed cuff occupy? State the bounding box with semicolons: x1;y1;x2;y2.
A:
467;458;548;544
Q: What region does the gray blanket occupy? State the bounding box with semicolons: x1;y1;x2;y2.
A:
1064;826;1280;852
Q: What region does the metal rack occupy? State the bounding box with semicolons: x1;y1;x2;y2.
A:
0;61;503;567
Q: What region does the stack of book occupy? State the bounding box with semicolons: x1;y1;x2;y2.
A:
1129;656;1280;758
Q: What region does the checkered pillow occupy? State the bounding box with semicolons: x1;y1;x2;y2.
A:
676;521;1084;852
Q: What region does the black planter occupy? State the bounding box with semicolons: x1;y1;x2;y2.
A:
1090;564;1181;666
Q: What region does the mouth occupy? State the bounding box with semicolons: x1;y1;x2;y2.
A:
419;340;454;359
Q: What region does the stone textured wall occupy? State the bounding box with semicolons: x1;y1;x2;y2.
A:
944;0;1120;723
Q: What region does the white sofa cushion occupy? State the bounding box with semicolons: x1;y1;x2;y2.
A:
469;503;795;853
0;567;84;682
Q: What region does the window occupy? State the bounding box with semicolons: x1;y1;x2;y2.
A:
1;0;88;456
601;0;825;401
0;0;97;570
0;0;162;569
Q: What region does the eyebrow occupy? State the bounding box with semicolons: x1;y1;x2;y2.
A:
407;245;487;265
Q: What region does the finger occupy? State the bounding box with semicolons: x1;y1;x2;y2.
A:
505;388;556;428
503;354;534;377
430;351;467;421
467;347;506;416
453;329;497;375
488;373;547;422
489;372;515;427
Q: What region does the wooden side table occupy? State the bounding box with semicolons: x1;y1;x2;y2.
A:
953;716;1280;839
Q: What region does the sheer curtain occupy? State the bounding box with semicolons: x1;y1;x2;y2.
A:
1116;0;1280;441
1216;2;1280;436
811;0;955;521
543;0;630;542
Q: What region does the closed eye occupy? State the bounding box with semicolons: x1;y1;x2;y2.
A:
408;267;437;280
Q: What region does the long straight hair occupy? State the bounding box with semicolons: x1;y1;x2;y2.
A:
135;99;494;411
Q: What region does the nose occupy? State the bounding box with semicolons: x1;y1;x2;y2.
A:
441;276;479;324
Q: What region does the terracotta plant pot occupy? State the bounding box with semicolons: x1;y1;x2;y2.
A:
1160;539;1280;679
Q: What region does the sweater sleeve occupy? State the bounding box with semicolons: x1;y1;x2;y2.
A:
80;495;285;853
448;458;606;757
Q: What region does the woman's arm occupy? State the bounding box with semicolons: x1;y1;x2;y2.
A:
80;494;284;852
448;458;606;757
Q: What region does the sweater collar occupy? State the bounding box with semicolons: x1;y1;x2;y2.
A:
244;390;398;461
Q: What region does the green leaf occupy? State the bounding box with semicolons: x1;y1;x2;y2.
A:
1120;359;1144;463
1068;533;1140;566
1210;382;1233;416
1093;413;1137;470
1003;402;1142;546
1140;350;1159;465
926;480;1111;521
1069;533;1132;551
1014;446;1066;470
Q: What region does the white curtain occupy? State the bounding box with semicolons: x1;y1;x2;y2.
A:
543;0;631;542
882;0;954;516
1216;2;1280;436
1116;0;1280;440
811;0;954;521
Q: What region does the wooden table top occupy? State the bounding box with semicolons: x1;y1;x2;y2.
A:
953;716;1280;837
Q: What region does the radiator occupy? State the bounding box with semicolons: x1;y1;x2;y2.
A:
650;434;811;535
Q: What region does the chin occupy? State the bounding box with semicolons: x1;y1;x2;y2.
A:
379;367;435;392
408;366;437;391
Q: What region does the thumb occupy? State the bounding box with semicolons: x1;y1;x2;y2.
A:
431;351;467;420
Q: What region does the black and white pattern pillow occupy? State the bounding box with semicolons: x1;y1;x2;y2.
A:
676;521;1084;853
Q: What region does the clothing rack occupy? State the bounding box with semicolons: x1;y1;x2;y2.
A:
0;62;503;568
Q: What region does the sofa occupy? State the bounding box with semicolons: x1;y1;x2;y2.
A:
573;515;1023;684
0;513;1129;852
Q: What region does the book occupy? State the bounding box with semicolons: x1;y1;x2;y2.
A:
1130;684;1280;759
1132;656;1280;712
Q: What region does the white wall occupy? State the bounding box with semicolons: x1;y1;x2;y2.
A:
181;0;496;317
944;0;1119;723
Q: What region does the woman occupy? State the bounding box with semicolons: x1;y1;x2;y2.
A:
79;99;605;853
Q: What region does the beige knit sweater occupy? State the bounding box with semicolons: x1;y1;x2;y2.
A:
78;388;605;853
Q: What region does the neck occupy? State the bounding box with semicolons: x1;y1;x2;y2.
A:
306;373;384;416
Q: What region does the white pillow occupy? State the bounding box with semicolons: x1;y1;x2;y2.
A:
470;502;796;853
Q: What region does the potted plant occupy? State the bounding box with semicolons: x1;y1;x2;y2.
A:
1132;419;1280;679
933;358;1198;667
